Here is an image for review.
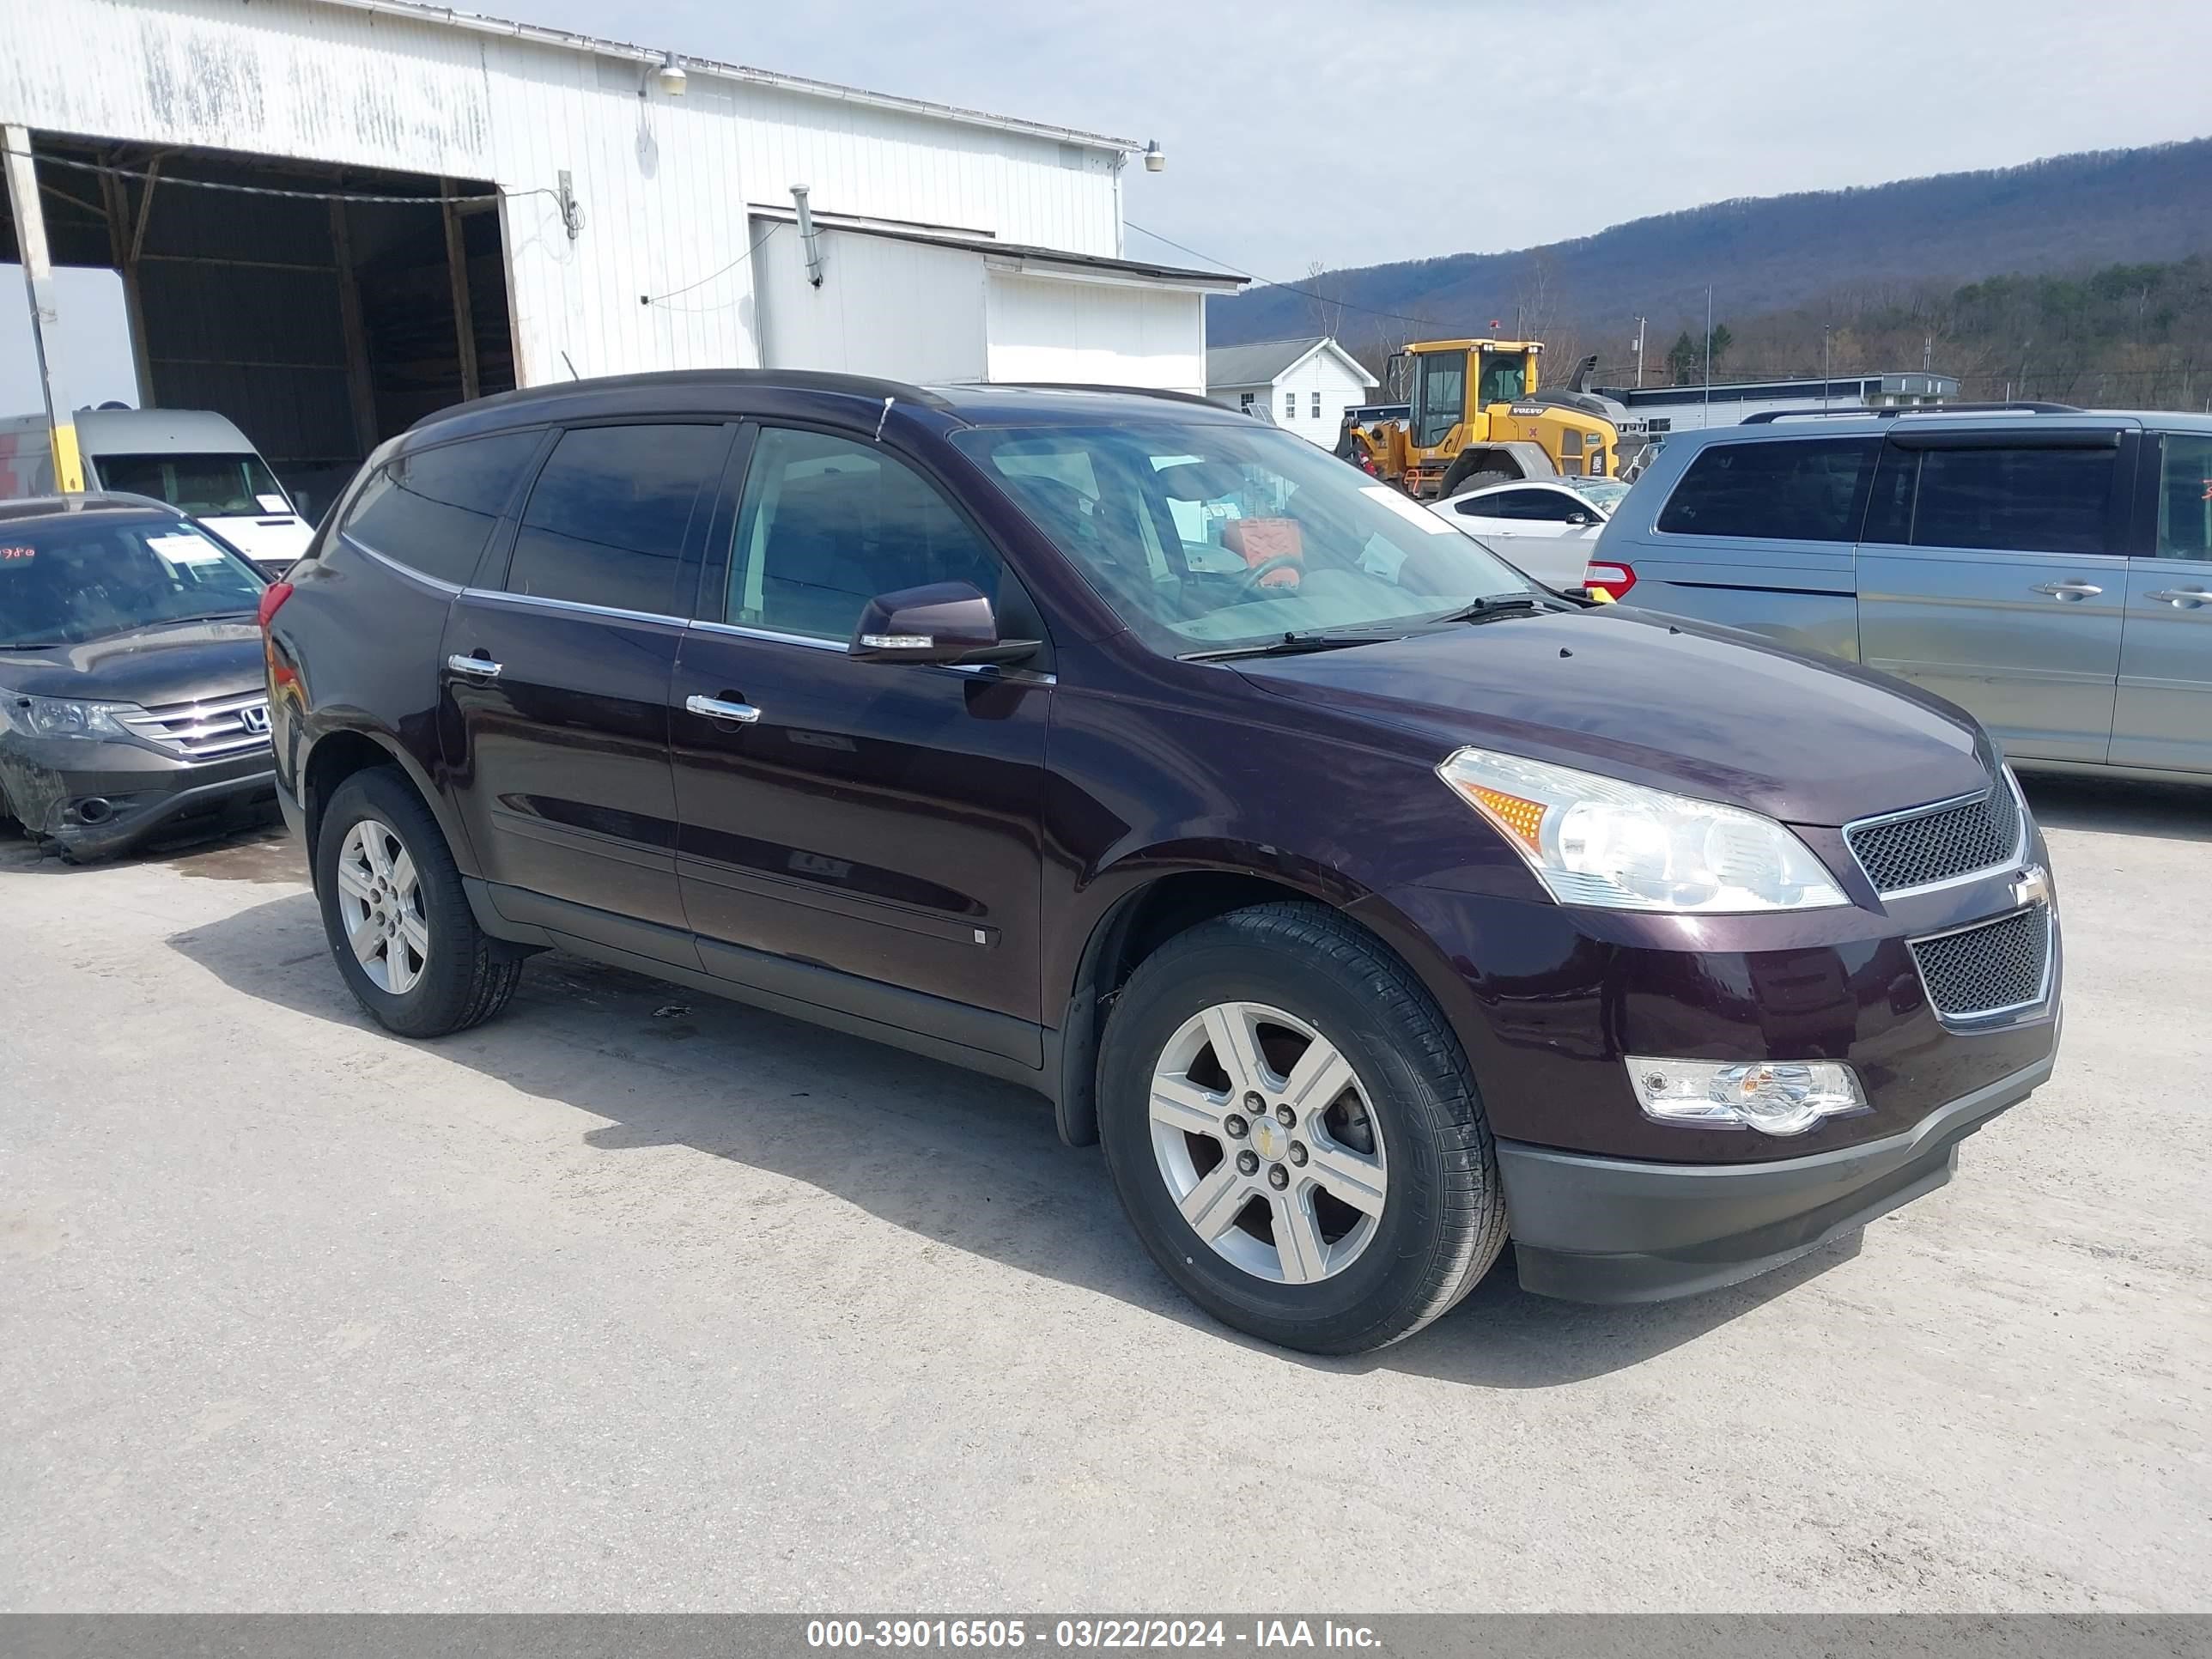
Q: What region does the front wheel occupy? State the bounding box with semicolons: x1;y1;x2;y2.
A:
1097;902;1506;1353
315;768;522;1038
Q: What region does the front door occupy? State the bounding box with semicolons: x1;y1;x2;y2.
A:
670;423;1051;1063
441;420;733;938
2112;430;2212;774
1856;432;2130;764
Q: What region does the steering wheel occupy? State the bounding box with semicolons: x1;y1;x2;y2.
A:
1234;555;1303;597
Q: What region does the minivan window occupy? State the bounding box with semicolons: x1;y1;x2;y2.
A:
727;428;1002;641
1908;444;2116;556
954;418;1535;653
1656;438;1878;542
94;453;288;518
506;423;728;615
2155;434;2212;560
342;432;541;586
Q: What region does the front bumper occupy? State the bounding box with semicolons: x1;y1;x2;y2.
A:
0;736;275;859
1498;1050;2051;1302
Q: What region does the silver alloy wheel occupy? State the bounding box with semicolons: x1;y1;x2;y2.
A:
1149;1000;1388;1284
334;817;429;996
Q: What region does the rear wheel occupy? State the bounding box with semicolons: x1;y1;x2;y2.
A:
315;768;522;1037
1097;902;1506;1353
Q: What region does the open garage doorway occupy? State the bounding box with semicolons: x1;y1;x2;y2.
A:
2;133;515;521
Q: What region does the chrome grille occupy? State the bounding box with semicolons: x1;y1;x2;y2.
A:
1847;779;2021;894
1911;906;2051;1023
118;690;272;759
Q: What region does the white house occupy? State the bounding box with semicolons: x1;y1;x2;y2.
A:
1205;337;1377;447
1;0;1240;505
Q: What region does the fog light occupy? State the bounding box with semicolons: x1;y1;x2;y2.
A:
1628;1057;1867;1136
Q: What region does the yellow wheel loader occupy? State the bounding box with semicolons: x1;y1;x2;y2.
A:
1337;340;1623;499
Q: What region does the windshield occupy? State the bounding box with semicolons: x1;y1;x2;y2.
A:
1478;349;1529;406
94;453;291;519
1565;478;1632;510
0;516;265;647
952;418;1539;653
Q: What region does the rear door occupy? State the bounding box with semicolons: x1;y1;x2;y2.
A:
668;422;1051;1063
441;420;733;941
1632;434;1879;659
2112;429;2212;774
1856;429;2130;764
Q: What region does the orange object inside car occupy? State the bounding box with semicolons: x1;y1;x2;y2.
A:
1221;518;1304;586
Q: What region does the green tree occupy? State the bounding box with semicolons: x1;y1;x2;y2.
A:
1667;330;1698;384
1707;322;1735;370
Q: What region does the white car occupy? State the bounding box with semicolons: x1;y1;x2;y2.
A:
1425;476;1632;589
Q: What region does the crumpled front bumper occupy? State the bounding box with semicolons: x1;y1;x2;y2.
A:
0;733;275;860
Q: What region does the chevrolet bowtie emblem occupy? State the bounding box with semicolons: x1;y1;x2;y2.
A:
2010;864;2051;910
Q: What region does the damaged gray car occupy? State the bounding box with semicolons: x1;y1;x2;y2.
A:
0;495;276;861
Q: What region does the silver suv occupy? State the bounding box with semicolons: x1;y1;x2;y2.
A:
1587;407;2212;781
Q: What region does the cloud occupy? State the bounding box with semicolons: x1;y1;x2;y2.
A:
502;0;2212;276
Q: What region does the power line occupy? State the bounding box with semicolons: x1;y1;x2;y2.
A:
641;222;782;310
4;147;536;208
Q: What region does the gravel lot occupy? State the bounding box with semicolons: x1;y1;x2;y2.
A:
2;775;2207;1613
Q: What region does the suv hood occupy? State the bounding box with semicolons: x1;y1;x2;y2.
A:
1233;606;1991;827
0;619;265;708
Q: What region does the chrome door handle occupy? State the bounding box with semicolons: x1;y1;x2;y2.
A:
2145;587;2212;607
2030;580;2103;599
686;694;762;725
446;653;502;678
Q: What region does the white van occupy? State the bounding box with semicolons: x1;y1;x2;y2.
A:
0;407;313;576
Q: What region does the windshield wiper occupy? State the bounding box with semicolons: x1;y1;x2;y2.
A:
135;611;258;629
1425;593;1568;625
1180;629;1403;662
0;638;70;649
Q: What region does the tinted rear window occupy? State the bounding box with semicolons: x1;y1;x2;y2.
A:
503;423;728;614
343;433;541;586
1901;444;2118;556
1656;437;1879;542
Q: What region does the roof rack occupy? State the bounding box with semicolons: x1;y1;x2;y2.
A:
1741;401;2081;424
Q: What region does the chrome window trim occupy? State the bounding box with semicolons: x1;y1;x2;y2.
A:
346;534;465;594
1844;767;2029;900
685;618;1055;683
1908;902;2056;1028
462;586;686;628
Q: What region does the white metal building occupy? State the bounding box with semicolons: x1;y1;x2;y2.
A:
1599;372;1960;434
1;0;1237;504
1205;337;1376;447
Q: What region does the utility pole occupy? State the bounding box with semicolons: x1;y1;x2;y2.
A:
1821;325;1831;410
1703;284;1713;423
1633;315;1647;389
3;125;84;492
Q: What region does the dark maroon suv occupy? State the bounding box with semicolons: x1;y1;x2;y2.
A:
262;371;2061;1353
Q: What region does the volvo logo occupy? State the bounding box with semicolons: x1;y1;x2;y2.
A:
2010;863;2051;910
240;703;272;736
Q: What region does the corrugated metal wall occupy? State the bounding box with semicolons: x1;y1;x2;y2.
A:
0;0;1130;389
986;274;1206;394
751;222;989;382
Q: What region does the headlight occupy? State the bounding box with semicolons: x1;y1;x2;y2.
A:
1629;1057;1866;1136
5;695;139;740
1437;746;1846;913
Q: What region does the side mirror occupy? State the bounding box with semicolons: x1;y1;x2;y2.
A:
848;581;1039;666
1565;511;1595;527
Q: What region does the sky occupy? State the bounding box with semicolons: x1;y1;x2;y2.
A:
499;0;2212;283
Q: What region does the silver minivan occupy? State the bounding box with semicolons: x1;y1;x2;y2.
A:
1587;407;2212;781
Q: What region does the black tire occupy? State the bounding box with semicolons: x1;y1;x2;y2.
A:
1440;457;1512;497
315;767;522;1038
1097;902;1507;1354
